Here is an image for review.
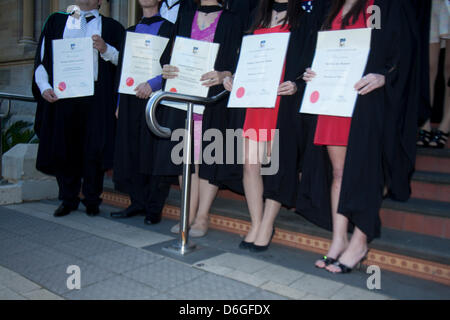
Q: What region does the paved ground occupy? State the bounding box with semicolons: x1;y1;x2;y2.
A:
0;200;449;300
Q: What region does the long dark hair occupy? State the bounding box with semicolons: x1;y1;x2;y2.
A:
249;0;303;33
323;0;369;30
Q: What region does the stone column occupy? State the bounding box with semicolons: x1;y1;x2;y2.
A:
20;0;35;43
127;0;137;27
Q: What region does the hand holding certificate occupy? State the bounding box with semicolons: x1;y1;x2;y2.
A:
300;28;372;117
164;36;220;97
53;37;94;99
227;33;290;109
119;32;169;95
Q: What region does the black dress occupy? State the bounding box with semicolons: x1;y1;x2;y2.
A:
152;7;243;184
113;16;174;218
32;13;125;208
296;0;418;242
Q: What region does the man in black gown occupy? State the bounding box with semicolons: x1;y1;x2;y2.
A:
111;0;174;225
32;0;125;217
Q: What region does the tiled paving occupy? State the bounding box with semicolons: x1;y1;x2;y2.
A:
0;201;449;300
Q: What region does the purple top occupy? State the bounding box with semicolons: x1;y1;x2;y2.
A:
191;10;222;120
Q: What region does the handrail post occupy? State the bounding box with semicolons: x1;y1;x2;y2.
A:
177;102;196;255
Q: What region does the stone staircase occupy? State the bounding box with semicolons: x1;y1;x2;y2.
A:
102;147;450;287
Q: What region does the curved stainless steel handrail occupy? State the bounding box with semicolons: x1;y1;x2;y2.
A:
145;90;229;138
145;90;229;256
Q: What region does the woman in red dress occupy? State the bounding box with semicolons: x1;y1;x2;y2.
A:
303;0;386;273
224;0;303;252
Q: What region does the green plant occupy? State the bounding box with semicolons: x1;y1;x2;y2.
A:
1;117;38;154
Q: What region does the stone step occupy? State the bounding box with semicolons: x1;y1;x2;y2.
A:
411;171;450;203
416;148;450;174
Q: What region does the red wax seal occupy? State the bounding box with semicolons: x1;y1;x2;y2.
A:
310;91;320;103
126;77;134;87
58;82;66;92
236;87;245;99
170;88;177;93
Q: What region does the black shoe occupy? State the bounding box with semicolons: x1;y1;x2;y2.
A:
86;205;100;217
110;205;144;219
327;251;369;274
54;204;77;217
144;215;162;225
239;240;254;250
250;228;275;253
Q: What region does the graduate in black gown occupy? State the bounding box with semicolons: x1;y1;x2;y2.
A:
32;0;125;217
154;0;243;237
297;0;417;273
221;0;325;252
111;0;174;224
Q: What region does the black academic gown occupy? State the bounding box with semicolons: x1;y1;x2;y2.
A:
296;0;416;242
224;0;260;30
215;2;329;206
32;13;125;176
113;17;174;196
152;8;243;183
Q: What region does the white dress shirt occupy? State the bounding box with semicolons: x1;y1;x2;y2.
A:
35;9;119;95
160;0;181;24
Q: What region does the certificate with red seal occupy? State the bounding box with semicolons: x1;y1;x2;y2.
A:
300;28;372;117
227;33;290;109
119;32;169;95
164;36;220;98
52;37;94;99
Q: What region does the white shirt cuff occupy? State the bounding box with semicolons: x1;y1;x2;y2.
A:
35;65;53;95
100;43;119;66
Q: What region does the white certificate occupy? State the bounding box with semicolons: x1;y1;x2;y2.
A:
119;32;169;95
53;37;94;99
164;36;220;98
300;28;372;117
227;32;291;109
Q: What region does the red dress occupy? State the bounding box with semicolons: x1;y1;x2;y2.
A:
243;24;290;142
314;0;374;146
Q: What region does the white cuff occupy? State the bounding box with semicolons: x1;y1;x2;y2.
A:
100;43;119;66
35;65;53;95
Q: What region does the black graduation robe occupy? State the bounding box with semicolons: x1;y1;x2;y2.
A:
296;0;417;242
32;13;125;176
113;17;174;194
152;8;243;183
224;0;260;30
215;1;330;206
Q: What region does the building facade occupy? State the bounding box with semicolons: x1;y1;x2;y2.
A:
0;0;143;123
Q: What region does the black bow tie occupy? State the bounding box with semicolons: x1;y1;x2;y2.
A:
86;15;96;23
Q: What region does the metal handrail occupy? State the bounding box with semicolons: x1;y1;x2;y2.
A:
0;92;36;182
145;90;229;256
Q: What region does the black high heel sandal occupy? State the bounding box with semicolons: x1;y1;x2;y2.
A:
250;228;275;253
417;129;432;148
429;130;449;149
327;251;369;274
315;256;338;269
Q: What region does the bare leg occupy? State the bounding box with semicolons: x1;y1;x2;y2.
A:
420;42;441;135
254;199;281;246
326;226;368;273
242;138;264;243
316;146;349;268
436;39;450;134
191;178;219;232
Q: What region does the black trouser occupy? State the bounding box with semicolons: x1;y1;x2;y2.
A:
128;174;171;220
56;97;105;209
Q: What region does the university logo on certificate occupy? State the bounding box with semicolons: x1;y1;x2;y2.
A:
300;28;372;117
164;36;220;98
227;32;291;109
119;32;169;95
52;37;94;99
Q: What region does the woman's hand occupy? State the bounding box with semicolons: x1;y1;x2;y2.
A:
162;65;179;79
354;73;385;95
278;81;297;96
201;71;231;87
302;68;316;82
223;76;234;92
115;106;119;119
135;82;153;99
